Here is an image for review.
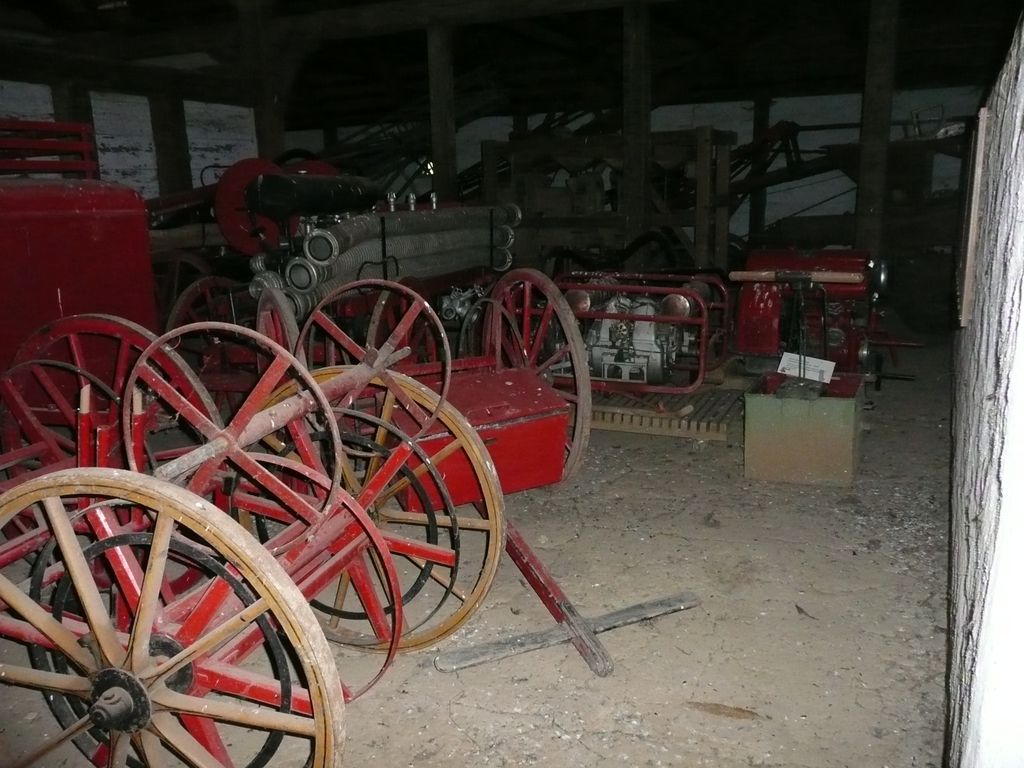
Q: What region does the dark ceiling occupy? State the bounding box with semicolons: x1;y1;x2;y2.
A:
0;0;1020;129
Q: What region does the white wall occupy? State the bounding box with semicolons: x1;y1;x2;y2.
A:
0;80;53;119
183;101;258;188
90;91;160;198
948;15;1024;768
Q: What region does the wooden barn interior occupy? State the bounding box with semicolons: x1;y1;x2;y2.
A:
0;1;1022;766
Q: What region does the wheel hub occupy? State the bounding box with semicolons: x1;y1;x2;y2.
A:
89;668;151;733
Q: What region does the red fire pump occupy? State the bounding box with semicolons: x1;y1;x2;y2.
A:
555;271;731;394
731;248;889;372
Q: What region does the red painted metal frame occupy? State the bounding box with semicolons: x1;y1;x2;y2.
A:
0;118;99;178
556;270;731;395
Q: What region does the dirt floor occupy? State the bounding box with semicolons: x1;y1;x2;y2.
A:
338;335;952;767
0;332;951;767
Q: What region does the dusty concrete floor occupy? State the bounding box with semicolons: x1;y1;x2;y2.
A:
340;336;951;767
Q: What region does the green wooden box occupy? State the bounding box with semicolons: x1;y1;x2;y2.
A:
743;374;863;486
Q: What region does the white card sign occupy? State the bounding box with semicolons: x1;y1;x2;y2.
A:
777;352;836;382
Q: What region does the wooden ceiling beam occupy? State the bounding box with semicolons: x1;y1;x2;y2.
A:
60;0;677;59
0;44;256;105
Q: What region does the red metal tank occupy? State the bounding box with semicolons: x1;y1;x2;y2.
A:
0;179;157;369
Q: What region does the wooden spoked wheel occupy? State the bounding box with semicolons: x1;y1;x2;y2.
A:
485;268;592;479
123;324;405;695
305;367;506;650
298;279;452;437
0;468;345;768
164;275;258;332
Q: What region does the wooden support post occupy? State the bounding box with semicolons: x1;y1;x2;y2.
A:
237;0;287;160
427;25;458;201
322;125;339;152
749;96;771;237
50;82;94;126
855;0;900;256
694;125;713;268
512;114;529;137
481;140;498;204
714;142;731;270
622;2;651;243
149;95;194;195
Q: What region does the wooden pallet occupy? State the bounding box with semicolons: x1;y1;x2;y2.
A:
590;382;751;443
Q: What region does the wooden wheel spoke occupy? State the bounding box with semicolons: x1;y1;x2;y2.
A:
152;688;317;737
105;729;132;768
147;712;227;768
31;365;77;426
379;529;457;568
42;496;124;667
416;560;468;602
346;556;394;643
66;334;86;372
378;372;432;427
285;419;329;481
312;309;366;361
380;507;493;533
128;511;174;671
528;303;555;366
226;355;292;434
558;389;580;404
1;383;68;457
10;713;91;768
0;663;92;696
112;335;134;396
145;597;270;687
135;730;170;768
355;441;414;508
230;450;321;525
138;363;221;440
328;571;352;625
0;575;94;670
382;300;425;352
537;344;570;375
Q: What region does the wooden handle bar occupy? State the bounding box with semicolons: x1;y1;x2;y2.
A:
728;270;864;284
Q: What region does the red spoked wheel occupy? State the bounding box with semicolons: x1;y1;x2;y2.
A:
4;314;214;478
483;268;592;479
298;279;452;437
0;468;346;768
270;367;505;650
123;323;405;696
164;275;257;332
0;361;115;496
151;248;212;328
